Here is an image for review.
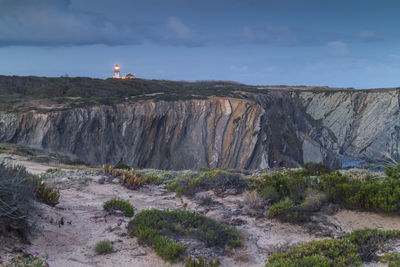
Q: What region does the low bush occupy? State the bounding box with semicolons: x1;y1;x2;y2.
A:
0;163;36;235
303;162;332;176
380;253;400;267
102;165;163;189
35;179;60;206
268;198;305;223
300;191;327;212
94;240;114;255
266;228;400;267
318;170;400;213
63;159;87;166
0;253;49;267
167;169;247;197
113;162;131;169
128;209;241;262
185;257;221;267
103;198;135;217
250;170;311;204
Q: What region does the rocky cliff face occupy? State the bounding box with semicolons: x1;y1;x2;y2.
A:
0;89;399;169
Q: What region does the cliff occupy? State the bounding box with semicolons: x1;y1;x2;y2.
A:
0;77;399;169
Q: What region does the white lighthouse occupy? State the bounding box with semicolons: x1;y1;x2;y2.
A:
113;64;120;79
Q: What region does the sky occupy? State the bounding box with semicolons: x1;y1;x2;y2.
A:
1;0;400;88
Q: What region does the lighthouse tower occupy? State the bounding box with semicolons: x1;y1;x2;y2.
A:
113;64;120;79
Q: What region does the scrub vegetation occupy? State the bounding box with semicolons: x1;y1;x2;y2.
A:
127;209;241;263
249;162;400;223
266;228;400;266
0;163;59;238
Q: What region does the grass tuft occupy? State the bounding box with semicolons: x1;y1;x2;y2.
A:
94;240;114;255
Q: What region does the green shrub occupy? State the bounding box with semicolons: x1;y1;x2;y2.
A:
63;159;87;166
300;191;327;212
268;198;301;222
1;253;48;266
128;209;241;262
380;253;400;267
346;228;400;261
250;170;311;203
0;163;36;235
318;170;400;213
267;238;360;267
114;162;131;169
266;228;400;267
167;169;247;197
303;162;332;176
185;257;221;267
248;163;400;225
258;185;280;202
103;198;135;217
94;240;114;254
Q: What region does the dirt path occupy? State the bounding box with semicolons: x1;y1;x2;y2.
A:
2;159;400;267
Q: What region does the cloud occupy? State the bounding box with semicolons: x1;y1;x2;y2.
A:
326;41;350;56
355;31;380;42
240;27;264;43
240;25;298;46
229;65;249;73
0;0;140;46
164;17;202;47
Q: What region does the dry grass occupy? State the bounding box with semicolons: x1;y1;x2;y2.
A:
243;190;264;209
233;250;250;262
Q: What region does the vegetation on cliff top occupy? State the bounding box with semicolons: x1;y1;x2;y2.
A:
0;75;359;112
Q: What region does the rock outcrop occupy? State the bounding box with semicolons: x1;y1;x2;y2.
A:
0;89;399;169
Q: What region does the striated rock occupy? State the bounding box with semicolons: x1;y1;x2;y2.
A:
0;89;399;169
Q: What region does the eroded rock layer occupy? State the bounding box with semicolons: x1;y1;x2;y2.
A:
1;89;399;169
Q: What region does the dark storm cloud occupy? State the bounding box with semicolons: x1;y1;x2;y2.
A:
0;0;141;46
0;0;207;47
0;0;395;49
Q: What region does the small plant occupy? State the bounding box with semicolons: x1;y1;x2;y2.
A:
35;179;60;206
103;198;135;217
1;252;49;267
102;164;107;174
185;257;221;267
94;240;114;255
114;162;131;169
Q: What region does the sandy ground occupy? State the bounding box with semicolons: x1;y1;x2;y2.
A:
2;157;400;267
